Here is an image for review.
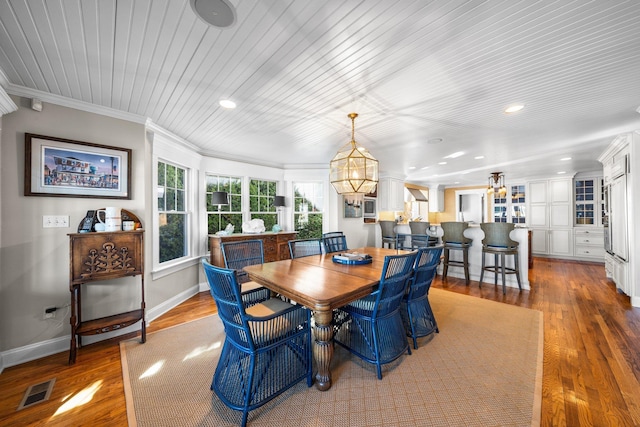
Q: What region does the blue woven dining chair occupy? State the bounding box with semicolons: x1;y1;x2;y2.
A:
400;245;443;349
288;238;323;258
220;239;270;307
322;231;344;238
323;234;348;253
333;251;418;379
201;259;313;427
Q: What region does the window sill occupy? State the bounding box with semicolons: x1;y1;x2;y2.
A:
151;256;202;280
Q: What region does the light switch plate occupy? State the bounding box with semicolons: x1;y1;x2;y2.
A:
43;215;70;228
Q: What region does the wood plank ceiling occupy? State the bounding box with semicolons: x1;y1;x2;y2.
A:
1;0;640;185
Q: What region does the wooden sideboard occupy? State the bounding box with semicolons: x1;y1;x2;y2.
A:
68;230;145;364
209;231;297;267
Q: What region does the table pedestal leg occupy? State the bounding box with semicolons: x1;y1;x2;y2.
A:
313;309;334;391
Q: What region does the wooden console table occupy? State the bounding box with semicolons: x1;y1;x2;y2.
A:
68;229;145;364
209;231;297;267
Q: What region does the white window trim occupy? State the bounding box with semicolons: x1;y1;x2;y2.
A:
291;180;326;234
150;128;202;277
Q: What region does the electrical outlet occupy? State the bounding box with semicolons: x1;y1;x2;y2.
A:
43;215;70;228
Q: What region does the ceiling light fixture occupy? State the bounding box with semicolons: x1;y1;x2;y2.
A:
475;155;485;160
444;151;465;159
504;104;524;114
487;172;507;196
330;113;379;195
219;99;236;109
561;157;571;161
190;0;236;28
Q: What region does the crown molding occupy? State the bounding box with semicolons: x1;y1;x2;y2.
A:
4;83;146;124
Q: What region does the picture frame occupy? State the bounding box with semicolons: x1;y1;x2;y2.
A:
24;133;131;199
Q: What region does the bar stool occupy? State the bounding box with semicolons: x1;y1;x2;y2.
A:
479;222;522;294
379;220;397;248
409;221;438;247
441;221;471;284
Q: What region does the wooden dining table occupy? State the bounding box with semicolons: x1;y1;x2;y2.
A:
243;246;410;391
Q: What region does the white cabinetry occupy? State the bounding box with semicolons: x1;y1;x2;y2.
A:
377;177;405;212
573;175;605;261
528;177;573;257
574;229;605;260
599;133;634;298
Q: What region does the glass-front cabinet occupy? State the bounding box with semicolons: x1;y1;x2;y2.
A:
493;184;526;224
572;175;605;261
575;179;596;225
574;177;604;226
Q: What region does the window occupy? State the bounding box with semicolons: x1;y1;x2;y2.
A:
293;182;323;238
157;160;188;263
249;179;278;230
206;174;243;234
575;179;595;225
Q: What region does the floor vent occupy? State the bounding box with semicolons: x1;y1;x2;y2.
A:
17;378;56;411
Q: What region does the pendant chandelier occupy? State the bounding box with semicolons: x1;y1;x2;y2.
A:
330;113;379;195
487;172;507;196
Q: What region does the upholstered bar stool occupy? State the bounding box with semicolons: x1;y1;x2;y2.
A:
379;220;397;249
440;221;471;285
479;222;522;295
409;221;428;247
409;221;438;247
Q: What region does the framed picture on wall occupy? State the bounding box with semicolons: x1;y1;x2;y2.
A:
24;133;131;199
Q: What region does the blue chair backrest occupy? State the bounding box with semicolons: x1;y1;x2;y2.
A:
407;246;443;301
289;238;323;258
374;252;418;317
323;235;348;253
322;231;344;238
201;259;256;351
221;239;264;282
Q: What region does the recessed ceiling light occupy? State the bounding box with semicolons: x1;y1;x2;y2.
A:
561;157;571;161
219;99;236;109
504;104;524;114
444;151;464;159
408;166;416;170
421;166;429;170
438;161;447;165
454;181;460;184
427;138;443;144
474;156;485;160
557;171;566;174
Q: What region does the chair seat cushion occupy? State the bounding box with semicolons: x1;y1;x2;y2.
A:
245;297;293;318
241;280;264;293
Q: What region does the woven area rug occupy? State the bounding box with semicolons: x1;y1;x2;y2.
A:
121;289;543;426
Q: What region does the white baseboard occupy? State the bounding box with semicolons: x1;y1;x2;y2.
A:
0;282;207;373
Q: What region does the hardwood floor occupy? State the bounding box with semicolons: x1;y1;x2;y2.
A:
1;257;640;426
